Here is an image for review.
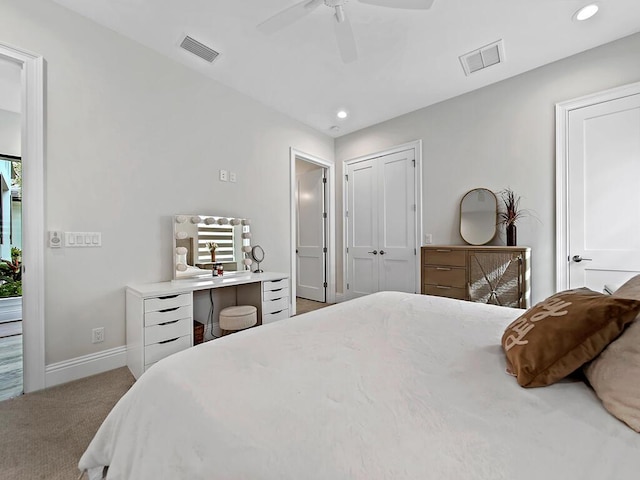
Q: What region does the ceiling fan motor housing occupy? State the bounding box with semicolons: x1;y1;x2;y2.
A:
324;0;348;8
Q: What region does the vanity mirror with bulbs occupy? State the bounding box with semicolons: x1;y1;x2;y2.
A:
124;213;290;379
173;214;253;279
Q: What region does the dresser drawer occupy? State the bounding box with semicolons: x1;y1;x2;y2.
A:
144;293;191;313
423;266;466;288
264;286;289;301
144;317;192;346
424;284;467;300
145;305;192;327
263;296;289;314
263;278;287;292
263;308;289;324
145;334;191;365
424;249;466;267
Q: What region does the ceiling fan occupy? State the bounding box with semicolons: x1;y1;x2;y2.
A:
258;0;435;63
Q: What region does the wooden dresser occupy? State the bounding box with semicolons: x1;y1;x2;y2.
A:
421;245;531;308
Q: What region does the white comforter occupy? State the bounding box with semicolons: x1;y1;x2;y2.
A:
80;292;640;479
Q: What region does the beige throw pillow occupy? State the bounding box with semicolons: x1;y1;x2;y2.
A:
584;275;640;432
502;288;640;388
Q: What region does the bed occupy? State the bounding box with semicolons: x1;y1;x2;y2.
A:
79;291;640;479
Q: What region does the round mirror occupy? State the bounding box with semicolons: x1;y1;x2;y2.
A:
460;188;497;245
251;245;265;273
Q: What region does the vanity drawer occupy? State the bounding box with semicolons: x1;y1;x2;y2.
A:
424;285;467;301
423;266;466;288
145;305;192;327
263;308;289;324
263;286;289;301
424;249;466;267
145;334;191;366
144;293;191;313
144;317;192;346
263;296;289;314
263;278;287;292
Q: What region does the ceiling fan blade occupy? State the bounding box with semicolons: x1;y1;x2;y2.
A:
257;0;323;35
333;12;358;64
357;0;435;10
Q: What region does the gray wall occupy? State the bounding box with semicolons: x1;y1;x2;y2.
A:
336;32;640;304
2;0;334;364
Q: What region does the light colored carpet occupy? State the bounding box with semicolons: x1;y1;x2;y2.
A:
0;367;134;480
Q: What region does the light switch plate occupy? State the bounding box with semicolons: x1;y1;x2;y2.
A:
424;233;433;244
65;232;102;247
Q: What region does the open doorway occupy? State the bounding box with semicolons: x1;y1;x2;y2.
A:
0;58;23;401
289;149;336;316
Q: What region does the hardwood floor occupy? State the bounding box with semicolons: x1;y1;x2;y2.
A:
295;297;331;315
0;333;23;401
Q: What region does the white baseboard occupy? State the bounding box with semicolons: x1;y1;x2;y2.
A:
335;293;346;303
45;345;127;388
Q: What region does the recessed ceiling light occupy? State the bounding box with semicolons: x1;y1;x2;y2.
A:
574;4;599;21
337;110;348;119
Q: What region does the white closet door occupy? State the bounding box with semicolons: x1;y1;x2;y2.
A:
347;159;379;297
378;150;416;293
296;167;326;302
346;149;416;298
567;93;640;290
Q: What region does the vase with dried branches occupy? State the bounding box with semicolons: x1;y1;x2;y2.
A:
498;188;525;246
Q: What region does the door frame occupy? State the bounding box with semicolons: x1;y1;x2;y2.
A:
290;148;336;314
555;80;640;291
343;140;423;299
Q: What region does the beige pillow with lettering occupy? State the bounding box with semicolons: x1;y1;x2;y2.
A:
584;275;640;431
502;288;640;387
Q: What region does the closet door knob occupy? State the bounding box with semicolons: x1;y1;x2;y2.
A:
379;250;386;255
367;250;378;255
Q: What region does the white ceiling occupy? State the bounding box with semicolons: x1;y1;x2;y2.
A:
51;0;640;137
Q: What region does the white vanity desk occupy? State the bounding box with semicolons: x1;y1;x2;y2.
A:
126;271;290;379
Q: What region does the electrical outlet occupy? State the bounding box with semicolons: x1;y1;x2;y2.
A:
92;327;105;344
424;233;433;244
219;169;228;182
229;171;237;183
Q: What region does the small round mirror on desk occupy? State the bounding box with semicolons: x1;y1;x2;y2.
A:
460;188;498;245
251;245;265;273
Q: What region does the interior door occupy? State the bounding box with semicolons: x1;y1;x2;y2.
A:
346;159;378;297
346;149;416;298
567;93;640;290
296;167;326;302
378;150;416;292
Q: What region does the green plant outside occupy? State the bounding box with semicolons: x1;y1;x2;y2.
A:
0;247;22;298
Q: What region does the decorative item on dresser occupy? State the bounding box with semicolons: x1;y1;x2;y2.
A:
421;245;531;308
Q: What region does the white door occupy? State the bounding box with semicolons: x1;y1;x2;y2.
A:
566;92;640;290
346;149;416;297
296;167;326;302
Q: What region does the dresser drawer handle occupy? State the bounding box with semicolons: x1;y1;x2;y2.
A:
158;295;179;300
158;307;179;313
436;285;451;289
436;249;452;253
270;310;283;315
158;319;180;326
270;288;283;292
435;267;451;271
159;337;179;344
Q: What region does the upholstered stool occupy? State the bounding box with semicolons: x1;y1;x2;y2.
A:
219;305;257;336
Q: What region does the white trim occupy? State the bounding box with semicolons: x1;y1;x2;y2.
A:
45;346;127;388
0;42;46;393
290;149;336;315
334;292;345;303
342;140;423;300
555;81;640;291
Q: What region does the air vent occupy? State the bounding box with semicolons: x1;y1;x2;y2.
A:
459;40;504;76
180;36;219;63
